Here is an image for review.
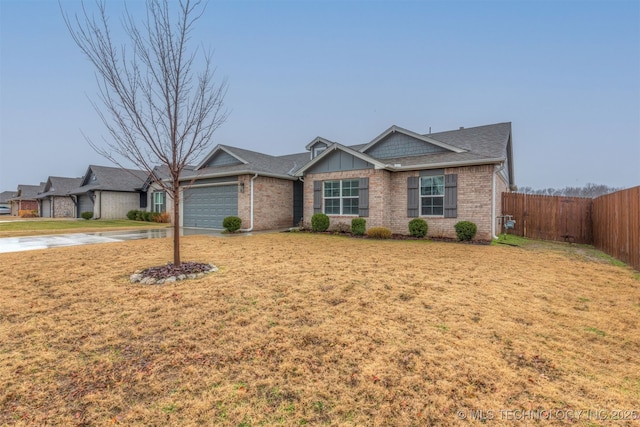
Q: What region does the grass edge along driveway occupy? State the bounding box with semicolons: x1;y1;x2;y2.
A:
0;218;170;238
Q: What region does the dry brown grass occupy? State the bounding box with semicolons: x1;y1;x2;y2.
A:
1;233;638;426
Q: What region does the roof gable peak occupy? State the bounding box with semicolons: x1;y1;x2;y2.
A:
360;125;466;155
196;145;249;170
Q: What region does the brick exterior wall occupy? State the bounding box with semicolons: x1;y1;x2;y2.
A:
303;168;390;230
238;175;294;231
305;164;500;240
11;200;38;216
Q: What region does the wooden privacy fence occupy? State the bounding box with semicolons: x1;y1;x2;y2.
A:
501;193;593;244
502;187;640;271
592;186;639;272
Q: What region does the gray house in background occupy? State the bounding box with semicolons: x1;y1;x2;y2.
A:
67;165;148;219
0;191;13;209
36;176;83;218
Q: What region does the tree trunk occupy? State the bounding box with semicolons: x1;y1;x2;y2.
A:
173;185;181;266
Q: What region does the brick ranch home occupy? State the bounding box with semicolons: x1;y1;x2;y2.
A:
178;122;515;240
8;184;44;216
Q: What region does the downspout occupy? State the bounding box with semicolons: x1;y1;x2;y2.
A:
94;191;102;220
241;174;259;232
492;163;505;239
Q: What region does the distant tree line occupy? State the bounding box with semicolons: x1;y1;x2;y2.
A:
517;183;622;198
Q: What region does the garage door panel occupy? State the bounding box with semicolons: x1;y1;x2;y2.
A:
41;200;51;218
183;185;238;229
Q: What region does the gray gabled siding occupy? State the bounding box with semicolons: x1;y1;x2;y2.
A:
204;151;242;168
365;132;447;159
307;150;374;174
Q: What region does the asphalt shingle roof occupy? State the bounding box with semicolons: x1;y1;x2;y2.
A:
0;191;14;204
68;165;148;194
186;122;513;179
37;176;83;198
420;122;511;159
182;146;309;180
10;184;44;201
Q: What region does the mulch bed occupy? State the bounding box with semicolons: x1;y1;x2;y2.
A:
130;261;218;284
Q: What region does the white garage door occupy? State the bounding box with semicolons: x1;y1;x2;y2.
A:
183;185;238;229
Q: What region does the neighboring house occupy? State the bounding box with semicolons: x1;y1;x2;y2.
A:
9;184;44;216
0;190;13;209
295;122;515;240
177;145;308;230
36;176;83;218
67;165;148;219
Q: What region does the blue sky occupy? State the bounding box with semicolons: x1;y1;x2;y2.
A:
1;0;639;192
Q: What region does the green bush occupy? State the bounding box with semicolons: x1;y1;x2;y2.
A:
311;213;330;232
366;226;392;239
223;216;242;232
134;210;145;221
351;218;366;236
408;218;428;238
81;211;93;220
142;211;153;222
454;221;478;241
126;210;138;220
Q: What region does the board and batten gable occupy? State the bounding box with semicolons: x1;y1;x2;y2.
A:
306;149;375;174
201;151;243;168
363;132;448;159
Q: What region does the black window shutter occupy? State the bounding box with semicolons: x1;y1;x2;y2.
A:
313;181;322;213
161;192;166;212
358;177;369;217
444;174;458;218
139;192;148;209
407;176;419;217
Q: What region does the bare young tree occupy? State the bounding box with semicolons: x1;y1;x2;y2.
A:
62;0;227;266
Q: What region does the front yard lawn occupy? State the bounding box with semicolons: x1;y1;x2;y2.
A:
0;233;638;426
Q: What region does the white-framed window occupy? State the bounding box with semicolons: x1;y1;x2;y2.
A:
153;191;166;213
324;179;359;215
420;175;444;216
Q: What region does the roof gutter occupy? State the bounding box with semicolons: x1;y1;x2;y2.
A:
384;157;505;171
178;170;297;183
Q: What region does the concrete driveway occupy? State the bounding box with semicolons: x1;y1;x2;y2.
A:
0;228;229;254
